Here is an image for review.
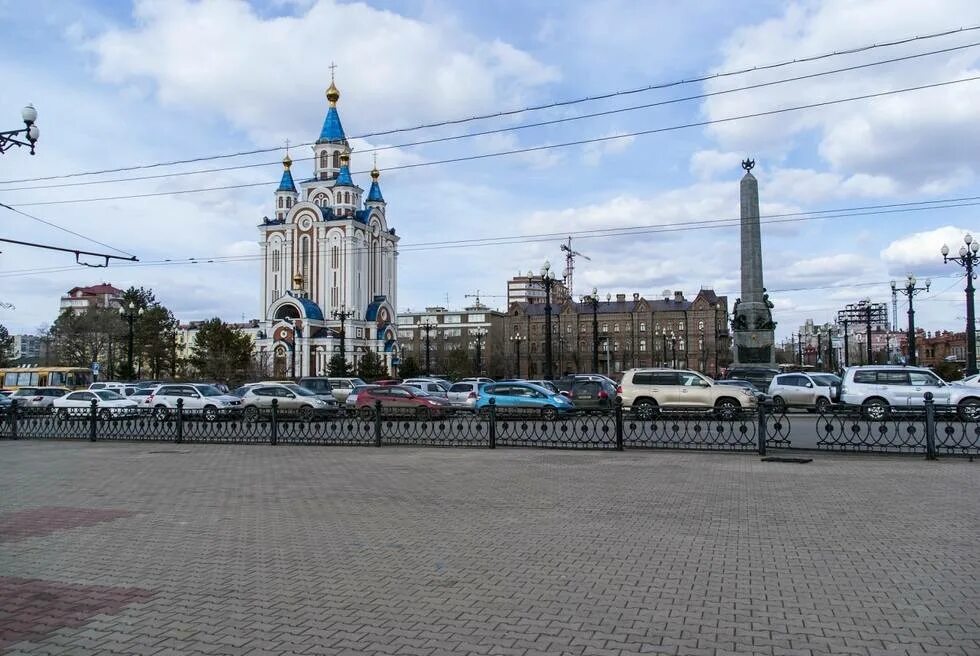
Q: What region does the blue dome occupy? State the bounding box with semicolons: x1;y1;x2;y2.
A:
366;179;384;203
297;296;324;320
318;107;347;144
277;168;296;193
335;164;353;186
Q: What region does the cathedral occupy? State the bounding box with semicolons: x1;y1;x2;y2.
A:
255;78;399;377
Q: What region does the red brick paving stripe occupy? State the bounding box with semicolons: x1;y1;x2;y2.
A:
0;507;136;543
0;576;155;649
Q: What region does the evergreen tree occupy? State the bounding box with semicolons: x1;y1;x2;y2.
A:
0;324;13;367
327;353;350;377
398;354;420;379
356;351;388;381
188;318;254;387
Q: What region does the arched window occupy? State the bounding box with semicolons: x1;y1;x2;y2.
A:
319;151;328;169
286;197;292;208
344;191;350;204
277;197;283;208
332;151;340;169
331;245;339;269
271;249;280;272
300;235;311;292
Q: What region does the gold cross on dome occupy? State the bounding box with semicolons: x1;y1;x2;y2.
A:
329;61;337;81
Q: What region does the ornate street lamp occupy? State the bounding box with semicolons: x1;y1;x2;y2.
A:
580;287;600;373
470;328;487;376
420;320;437;376
0;104;39;155
669;331;678;369
118;302;144;379
509;332;526;378
891;274;930;365
942;234;980;375
331;306;355;373
698;320;706;373
539;261;559;380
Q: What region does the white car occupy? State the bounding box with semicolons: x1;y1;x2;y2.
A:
767;373;833;411
839;365;980;420
955;373;980;386
53;390;139;420
143;383;243;421
401;379;450;398
8;387;70;409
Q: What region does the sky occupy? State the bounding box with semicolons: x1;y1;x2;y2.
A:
1;0;979;341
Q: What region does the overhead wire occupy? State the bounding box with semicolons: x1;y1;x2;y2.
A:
2;22;978;185
1;195;977;277
3;40;978;193
0;202;136;258
5;75;980;209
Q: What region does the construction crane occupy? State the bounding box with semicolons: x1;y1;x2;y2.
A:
560;236;591;300
464;290;507;309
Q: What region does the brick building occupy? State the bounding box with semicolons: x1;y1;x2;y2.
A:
395;302;508;376
506;289;730;379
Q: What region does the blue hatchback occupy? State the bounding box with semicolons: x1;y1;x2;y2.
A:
475;382;575;419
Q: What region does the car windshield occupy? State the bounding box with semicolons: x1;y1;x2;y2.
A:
409;387;431;396
12;388;38;396
96;391;125;401
351;379;366;387
196;385;224;397
286;384;316;397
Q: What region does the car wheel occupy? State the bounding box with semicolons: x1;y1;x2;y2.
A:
98;408;112;421
541;407;558;421
298;405;315;421
203;406;219;422
243;406;259;423
815;397;831;413
477;407;492;419
714;399;739;420
633;399;658;420
359;406;375;421
861;398;889;421
153;405;169;421
957;398;980;421
57;409;69;421
415;406;431;421
771;396;787;413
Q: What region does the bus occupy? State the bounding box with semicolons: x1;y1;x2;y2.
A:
0;366;92;391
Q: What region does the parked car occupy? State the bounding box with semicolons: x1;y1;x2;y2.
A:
53;390;139;420
475;382;574;420
143;383;243;421
524;379;560;394
556;373;618;388
8;386;70;409
839;365;980;420
0;390;12;398
767;373;834;412
563;379;618;413
345;384;377;410
374;379;403;387
326;377;367;403
715;379;768;402
459;377;495;384
722;365;781;391
297;376;333;397
401;379;450;397
620;368;757;419
0;394;12;413
810;373;843;402
955;373;980;386
446;381;486;410
239;383;339;421
88;381;131;392
355;385;452;419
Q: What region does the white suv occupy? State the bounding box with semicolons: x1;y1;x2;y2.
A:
144;383;242;421
839;365;980;420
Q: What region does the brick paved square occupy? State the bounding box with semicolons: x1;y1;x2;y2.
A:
0;441;977;655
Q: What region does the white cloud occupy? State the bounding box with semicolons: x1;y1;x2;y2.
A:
85;0;560;146
581;134;634;167
702;0;980;192
880;224;978;273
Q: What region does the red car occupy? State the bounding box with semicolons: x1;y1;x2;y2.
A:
355;385;451;420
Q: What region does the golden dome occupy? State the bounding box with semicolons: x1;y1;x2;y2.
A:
370;166;380;180
282;153;292;168
326;81;340;105
340;152;350;164
292;272;304;288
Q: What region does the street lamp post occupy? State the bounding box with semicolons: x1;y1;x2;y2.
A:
941;234;980;376
863;298;873;364
0;104;39;155
539;261;559;380
420;320;437;376
118;302;144;380
797;331;803;366
331;306;355;374
698;320;705;372
581;288;600;373
891;274;931;365
470;328;487;376
670;331;677;369
509;332;526;378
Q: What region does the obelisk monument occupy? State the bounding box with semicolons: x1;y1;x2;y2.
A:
732;159;776;365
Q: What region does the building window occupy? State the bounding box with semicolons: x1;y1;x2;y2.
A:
320;151;328;169
331;245;339;269
678;321;684;330
639;322;646;331
602;324;608;333
277;197;283;208
444;328;461;337
271;249;280;272
444;315;461;324
469;314;485;323
640;339;647;352
332;151;340;169
286;197;293;208
614;323;620;332
344;191;350;204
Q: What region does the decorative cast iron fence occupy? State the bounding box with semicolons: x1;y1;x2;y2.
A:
2;397;976;457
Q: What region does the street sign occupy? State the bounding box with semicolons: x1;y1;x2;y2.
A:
90;362;100;375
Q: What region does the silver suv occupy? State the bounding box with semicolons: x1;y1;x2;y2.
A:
768;373;833;412
839;365;980;419
144;383;242;421
620;368;757;418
